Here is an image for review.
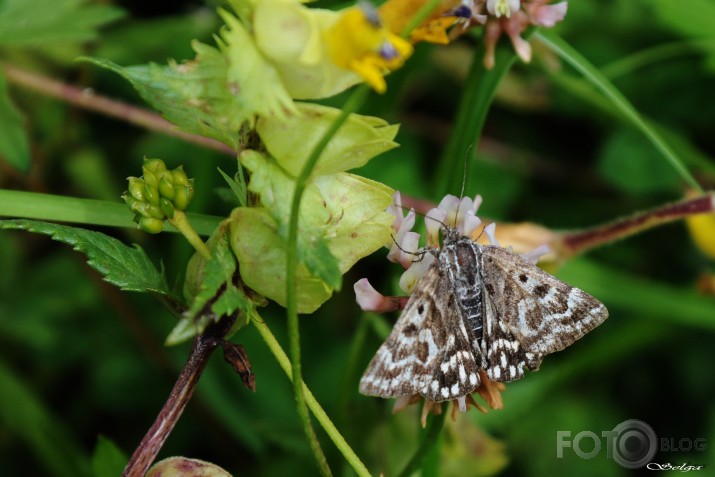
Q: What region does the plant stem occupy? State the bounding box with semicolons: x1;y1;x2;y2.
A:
396;412;446;477
284;84;370;477
251;316;372;477
2;63;235;156
121;316;235;477
558;192;715;258
168;210;212;260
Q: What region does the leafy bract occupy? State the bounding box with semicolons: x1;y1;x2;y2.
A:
84;10;295;150
0;0;123;46
231;151;394;313
0;73;29;172
256;102;399;177
0;219;169;295
168;224;252;345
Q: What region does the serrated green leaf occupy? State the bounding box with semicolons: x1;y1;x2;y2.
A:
0;219;169;295
168;225;251;345
91;436;126;477
0;72;30;171
0;0;124;46
256;102;399;177
218;162;247;207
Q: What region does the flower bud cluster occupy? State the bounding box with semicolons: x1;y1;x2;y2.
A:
123;158;195;233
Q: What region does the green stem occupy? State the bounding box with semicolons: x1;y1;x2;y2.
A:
535;30;703;193
168;211;211;260
396;412;447;477
251;317;371;477
284;84;370;477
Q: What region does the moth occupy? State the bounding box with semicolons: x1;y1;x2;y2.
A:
359;226;608;403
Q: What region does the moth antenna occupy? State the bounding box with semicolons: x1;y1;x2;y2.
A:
390;234;429;261
453;144;473;229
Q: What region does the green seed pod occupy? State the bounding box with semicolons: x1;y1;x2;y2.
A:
160;197;175;219
144;183;160;206
143;170;158;188
173;184;194;211
158;175;175;200
143;158;167;175
127;177;145;201
171;166;190;186
139;217;165;234
146;204;165;219
128;199;150;216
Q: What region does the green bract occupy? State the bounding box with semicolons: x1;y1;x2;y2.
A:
231;150;394;313
256;102;399;177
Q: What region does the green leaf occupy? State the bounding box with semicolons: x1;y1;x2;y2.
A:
232;151;394;312
0;72;30;171
0;189;222;236
91;436;127;477
217;162;247;207
0;360;91;477
649;0;715;71
169;224;251;345
0;219;170;295
256;102;399;177
535;30;702;193
0;0;123;46
82;9;296;150
597;129;682;195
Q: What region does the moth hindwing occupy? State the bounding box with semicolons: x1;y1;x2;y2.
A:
360;227;608;401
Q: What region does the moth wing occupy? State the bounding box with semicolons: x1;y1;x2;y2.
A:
479;245;608;357
359;264;482;401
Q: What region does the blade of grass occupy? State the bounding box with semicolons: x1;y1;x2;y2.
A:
0;189;221;236
535;30;703;193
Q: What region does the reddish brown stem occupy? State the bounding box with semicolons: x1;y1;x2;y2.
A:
121;317;236;477
558;192;715;257
2;64;236;156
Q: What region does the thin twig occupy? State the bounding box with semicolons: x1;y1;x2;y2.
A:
2;63;236;156
122;316;236;477
558;192;715;258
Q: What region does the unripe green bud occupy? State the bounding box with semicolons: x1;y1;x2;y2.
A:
173;183;194;211
143;158;167;175
146;204;165;219
139;217;165;234
171;166;190;186
127;177;145;201
144;183;160;206
158;175;175;200
143;170;158;188
160;197;175;218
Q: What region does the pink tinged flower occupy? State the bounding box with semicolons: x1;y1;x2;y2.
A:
484;222;500;247
399;253;435;294
503;12;532;63
525;1;568;27
483;19;503;69
425;207;447;247
520;244;550;264
387;209;417;264
487;0;521;17
386;191;405;231
354;278;409;312
396;231;422;269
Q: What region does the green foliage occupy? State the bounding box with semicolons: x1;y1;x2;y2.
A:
91;436;127;477
169;225;253;345
0;72;29;171
650;0;715;70
0;0;123;46
0;219;170;295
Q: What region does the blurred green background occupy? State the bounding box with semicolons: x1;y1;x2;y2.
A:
1;0;714;476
